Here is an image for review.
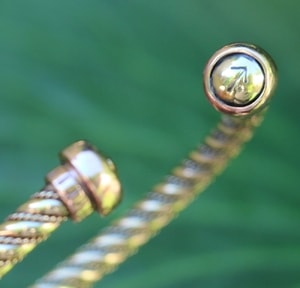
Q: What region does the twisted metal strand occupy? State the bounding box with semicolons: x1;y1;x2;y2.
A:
0;186;69;278
0;141;122;279
31;114;263;288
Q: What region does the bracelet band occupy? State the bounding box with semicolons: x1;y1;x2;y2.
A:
31;43;277;288
32;114;264;288
0;42;278;287
0;141;122;278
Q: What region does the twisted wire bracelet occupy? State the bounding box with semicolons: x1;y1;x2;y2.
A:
31;43;277;288
31;43;278;288
1;42;278;287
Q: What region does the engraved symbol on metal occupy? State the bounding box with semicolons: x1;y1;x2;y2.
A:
227;66;248;94
210;54;265;106
204;43;277;115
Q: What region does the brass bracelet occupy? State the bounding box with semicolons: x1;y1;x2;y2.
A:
0;141;122;278
0;42;278;287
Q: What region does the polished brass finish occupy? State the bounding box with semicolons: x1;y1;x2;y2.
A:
203;43;277;115
61;141;121;216
211;54;264;105
31;43;277;288
32;115;264;288
0;141;121;279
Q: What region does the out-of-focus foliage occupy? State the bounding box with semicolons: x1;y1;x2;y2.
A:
0;1;299;287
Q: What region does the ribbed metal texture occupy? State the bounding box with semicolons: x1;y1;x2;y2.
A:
0;185;69;278
32;114;263;288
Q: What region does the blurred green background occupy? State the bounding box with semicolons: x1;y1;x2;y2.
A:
0;1;299;287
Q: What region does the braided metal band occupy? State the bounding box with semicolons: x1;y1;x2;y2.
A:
0;142;122;279
0;186;68;277
0;42;277;287
31;42;278;288
31;113;264;288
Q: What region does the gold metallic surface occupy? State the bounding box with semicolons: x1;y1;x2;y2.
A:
203;43;277;115
18;198;69;216
0;141;121;279
31;43;277;288
0;187;67;278
32;115;263;288
61;141;122;216
46;166;94;222
211;54;264;105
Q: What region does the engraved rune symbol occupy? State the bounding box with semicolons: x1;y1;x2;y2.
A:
227;66;248;92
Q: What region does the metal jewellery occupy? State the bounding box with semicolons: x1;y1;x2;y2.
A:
203;43;276;115
0;141;122;278
0;43;277;287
